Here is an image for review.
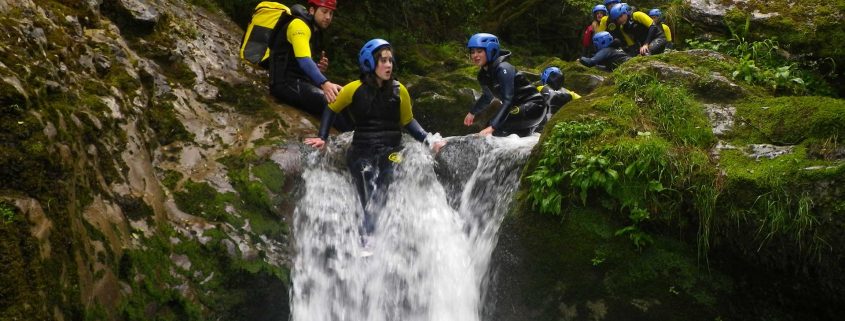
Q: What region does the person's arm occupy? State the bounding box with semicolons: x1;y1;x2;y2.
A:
596;16;608;32
580;48;612;67
469;86;494;115
287;19;327;85
488;63;517;129
398;83;446;152
304;81;359;148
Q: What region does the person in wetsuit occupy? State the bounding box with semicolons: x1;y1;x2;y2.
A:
537;66;581;118
579;31;631;71
304;38;446;237
268;0;353;131
648;8;674;49
608;3;667;56
463;33;548;137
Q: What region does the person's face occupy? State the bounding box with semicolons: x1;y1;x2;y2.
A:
309;6;334;29
616;13;628;25
470;48;487;68
595;12;605;21
374;49;393;81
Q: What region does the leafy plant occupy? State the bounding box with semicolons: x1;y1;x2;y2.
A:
1;202;15;224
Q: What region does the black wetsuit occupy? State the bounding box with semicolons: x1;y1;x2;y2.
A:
470;50;548;137
621;11;667;56
268;6;353;131
318;77;429;235
579;46;631;71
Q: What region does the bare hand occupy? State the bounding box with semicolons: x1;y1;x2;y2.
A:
639;45;649;56
321;81;342;104
478;126;494;136
432;140;446;154
304;137;326;149
318;51;329;72
463;113;475;126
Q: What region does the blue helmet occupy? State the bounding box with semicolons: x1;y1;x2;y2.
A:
467;33;500;61
592;4;607;15
540;66;564;89
593;31;614;50
609;3;630;21
648;8;662;17
358;38;391;73
604;0;620;7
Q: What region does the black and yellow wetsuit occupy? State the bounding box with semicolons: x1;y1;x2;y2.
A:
317;77;430;234
470;50;548;137
537;85;581;115
598;12;666;55
269;5;353;130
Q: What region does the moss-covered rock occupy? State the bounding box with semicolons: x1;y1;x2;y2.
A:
519;49;845;320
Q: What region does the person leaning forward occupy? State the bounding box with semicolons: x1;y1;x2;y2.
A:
268;0;353;131
464;33;548;137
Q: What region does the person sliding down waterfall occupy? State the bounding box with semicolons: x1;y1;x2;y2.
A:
304;38;446;254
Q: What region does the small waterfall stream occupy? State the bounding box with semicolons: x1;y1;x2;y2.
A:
290;134;538;321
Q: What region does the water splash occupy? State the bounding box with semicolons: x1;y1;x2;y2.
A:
291;133;537;321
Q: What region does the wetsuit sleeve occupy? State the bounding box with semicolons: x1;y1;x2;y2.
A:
569;89;582;100
633;12;657;44
398;83;414;125
580;47;612;67
489;63;517;129
287;19;327;85
317;105;335;140
469;86;494;115
404;119;429;143
328;80;360;113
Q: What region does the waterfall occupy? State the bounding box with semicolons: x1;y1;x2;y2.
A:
290;133;538;321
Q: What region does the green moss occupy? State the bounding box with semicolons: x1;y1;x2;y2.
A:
160;169;183;191
209;78;271;115
735;96;845;145
147;100;194;146
115;195;155;221
0;203;51;320
173;180;235;222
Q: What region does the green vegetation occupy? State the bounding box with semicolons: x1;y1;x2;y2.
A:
1;201;15;224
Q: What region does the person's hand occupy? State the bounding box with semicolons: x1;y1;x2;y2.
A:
321;81;342;103
463;113;475;126
478;126;494;136
432;140;446;154
639;45;649;56
318;51;329;73
304;137;326;149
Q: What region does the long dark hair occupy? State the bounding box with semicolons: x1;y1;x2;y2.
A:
360;46;395;90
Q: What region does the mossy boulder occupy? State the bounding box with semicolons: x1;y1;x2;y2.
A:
513;49;845;320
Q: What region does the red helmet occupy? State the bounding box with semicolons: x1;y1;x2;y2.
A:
308;0;336;10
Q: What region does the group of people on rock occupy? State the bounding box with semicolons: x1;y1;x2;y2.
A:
264;0;671;240
580;0;673;71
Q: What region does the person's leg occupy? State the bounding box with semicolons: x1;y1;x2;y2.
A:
271;78;355;131
648;37;667;55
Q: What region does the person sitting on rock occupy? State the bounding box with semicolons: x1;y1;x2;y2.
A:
581;4;608;56
578;31;631;71
537;66;581;118
648;8;673;49
269;0;354;131
304;39;446;240
463;33;548;137
608;3;667;56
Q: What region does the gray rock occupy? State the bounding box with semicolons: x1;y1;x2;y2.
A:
704;104;736;136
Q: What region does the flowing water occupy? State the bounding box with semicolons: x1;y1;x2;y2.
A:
290;133;538;321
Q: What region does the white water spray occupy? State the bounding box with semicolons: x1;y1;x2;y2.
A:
290;133;538;321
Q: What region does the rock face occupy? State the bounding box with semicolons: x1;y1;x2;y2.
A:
0;0;315;319
506;50;845;320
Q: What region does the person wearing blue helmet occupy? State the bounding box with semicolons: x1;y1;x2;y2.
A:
608;3;667;56
581;4;608;56
464;33;548;137
578;31;631;71
305;38;446;238
648;8;674;49
537;66;581;119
